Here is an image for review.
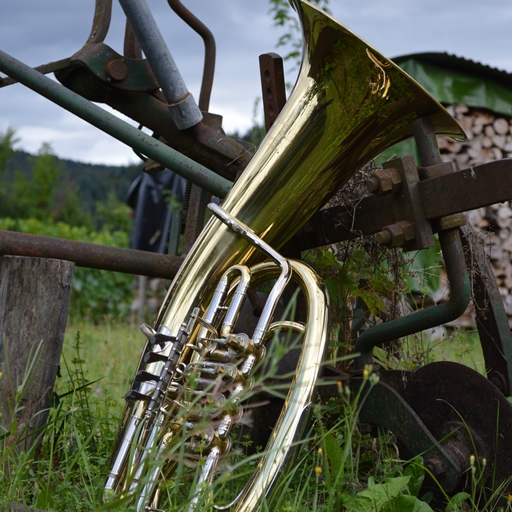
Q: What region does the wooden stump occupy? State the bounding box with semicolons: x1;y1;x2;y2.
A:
0;256;75;454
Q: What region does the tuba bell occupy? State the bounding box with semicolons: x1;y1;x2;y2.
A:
105;1;464;510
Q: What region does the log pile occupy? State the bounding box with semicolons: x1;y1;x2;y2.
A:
437;104;512;322
438;104;512;170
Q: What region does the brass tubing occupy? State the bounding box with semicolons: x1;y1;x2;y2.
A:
0;230;184;279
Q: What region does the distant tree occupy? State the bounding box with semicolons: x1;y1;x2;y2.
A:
0;128;138;236
0;127;18;217
0;127;18;177
11;142;62;219
0;134;79;225
55;185;94;229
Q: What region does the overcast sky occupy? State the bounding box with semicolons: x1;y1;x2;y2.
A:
1;0;512;165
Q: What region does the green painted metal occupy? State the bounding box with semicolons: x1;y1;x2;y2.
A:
353;118;472;369
398;58;512;117
0;49;232;199
69;43;160;92
353;227;471;369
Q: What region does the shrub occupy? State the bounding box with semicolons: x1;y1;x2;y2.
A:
0;218;133;321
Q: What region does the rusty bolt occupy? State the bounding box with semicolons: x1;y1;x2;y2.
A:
376;221;415;248
105;59;129;81
433;213;467;232
425;456;446;477
488;370;507;394
366;168;402;196
375;230;392;246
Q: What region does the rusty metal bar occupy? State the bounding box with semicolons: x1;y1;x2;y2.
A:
418;159;512;219
0;0;112;89
124;19;143;59
86;0;113;47
167;0;216;112
460;225;512;395
0;49;231;199
286;158;512;254
0;230;184;279
182;184;210;255
259;53;286;132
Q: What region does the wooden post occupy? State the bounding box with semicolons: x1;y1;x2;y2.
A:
0;256;75;454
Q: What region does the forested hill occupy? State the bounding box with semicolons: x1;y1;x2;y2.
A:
6;150;143;213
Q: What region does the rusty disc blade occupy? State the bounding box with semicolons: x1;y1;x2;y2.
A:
403;361;512;501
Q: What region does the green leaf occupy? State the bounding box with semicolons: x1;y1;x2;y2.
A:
446;492;471;512
342;494;374;512
384;494;435;512
404;457;425;497
36;482;55;508
344;476;410;512
323;431;343;477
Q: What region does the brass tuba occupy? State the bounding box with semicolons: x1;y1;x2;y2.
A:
105;1;463;510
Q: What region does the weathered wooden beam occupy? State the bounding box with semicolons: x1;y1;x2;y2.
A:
0;256;74;454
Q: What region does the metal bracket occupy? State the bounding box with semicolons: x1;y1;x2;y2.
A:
60;43;160;92
381;156;435;251
286;158;512;254
259;53;287;132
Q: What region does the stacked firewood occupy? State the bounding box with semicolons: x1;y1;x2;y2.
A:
437;104;512;321
438;104;512;170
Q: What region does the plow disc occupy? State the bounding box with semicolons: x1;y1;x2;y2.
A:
403;361;512;502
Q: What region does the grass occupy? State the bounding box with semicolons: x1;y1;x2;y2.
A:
372;327;485;378
0;317;509;511
61;319;143;404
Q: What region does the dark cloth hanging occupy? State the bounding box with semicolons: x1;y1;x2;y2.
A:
126;170;186;253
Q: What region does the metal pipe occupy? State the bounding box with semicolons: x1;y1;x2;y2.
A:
86;0;113;47
0;230;184;279
0;49;231;199
167;0;216;112
353;117;472;369
123;19;143;59
353;228;471;368
118;0;203;129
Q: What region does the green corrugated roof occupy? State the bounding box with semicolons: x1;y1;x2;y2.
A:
393;52;512;116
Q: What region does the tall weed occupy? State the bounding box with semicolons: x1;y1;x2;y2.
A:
0;332;120;510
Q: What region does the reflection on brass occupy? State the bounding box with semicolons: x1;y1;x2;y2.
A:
106;0;465;510
367;48;392;99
